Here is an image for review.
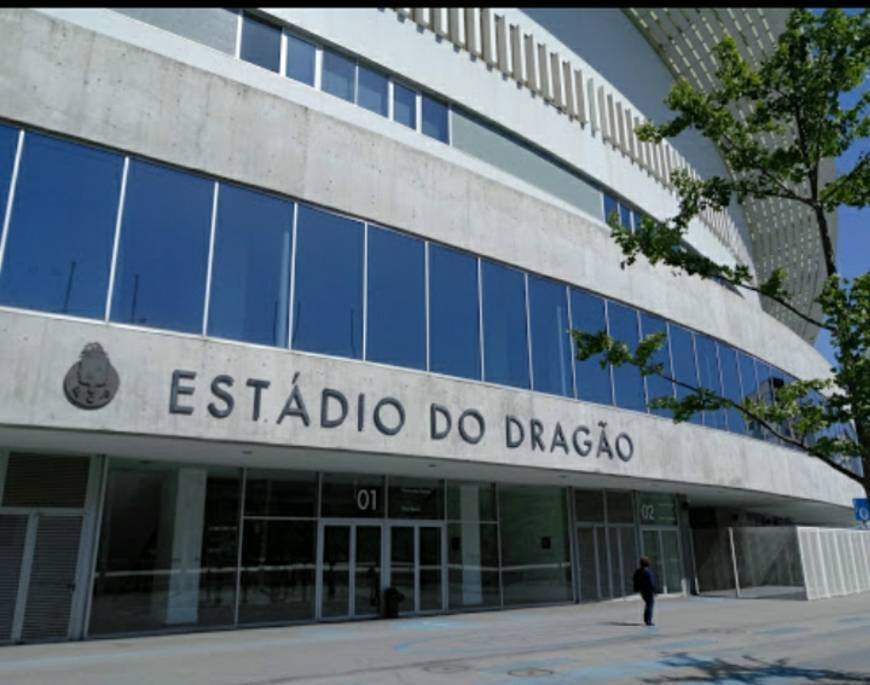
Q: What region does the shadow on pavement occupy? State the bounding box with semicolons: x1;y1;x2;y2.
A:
642;653;870;684
600;621;646;627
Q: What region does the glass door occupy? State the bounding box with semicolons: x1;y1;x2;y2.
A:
419;526;442;612
318;522;382;620
660;529;684;595
389;526;415;614
354;525;382;618
321;525;351;618
641;528;684;595
387;523;445;615
576;525;604;601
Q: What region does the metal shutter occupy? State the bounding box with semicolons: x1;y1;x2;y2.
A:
0;515;28;642
21;516;82;642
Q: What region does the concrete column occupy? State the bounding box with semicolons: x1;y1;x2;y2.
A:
460;485;482;605
166;467;208;624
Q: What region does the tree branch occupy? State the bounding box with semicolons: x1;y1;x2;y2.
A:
650;370;862;485
730;279;833;332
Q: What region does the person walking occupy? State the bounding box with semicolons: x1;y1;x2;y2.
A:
633;556;658;626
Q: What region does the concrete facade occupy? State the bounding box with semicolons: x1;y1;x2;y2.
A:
0;309;857;510
0;7;861;645
0;9;832;382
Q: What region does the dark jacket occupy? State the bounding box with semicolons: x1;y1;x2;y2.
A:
634;567;658;596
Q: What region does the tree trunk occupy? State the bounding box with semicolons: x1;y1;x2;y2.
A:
814;205;837;279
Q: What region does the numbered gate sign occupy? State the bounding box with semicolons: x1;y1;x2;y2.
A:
854;498;870;523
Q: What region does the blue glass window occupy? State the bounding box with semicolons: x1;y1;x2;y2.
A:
640;312;674;417
0;132;122;319
768;366;791;444
695;335;726;430
778;370;798;444
570;289;612;405
357;64;388;117
528;276;572;397
393;83;417;130
805;389;825;447
608;302;646;412
111;160;212;332
481;261;529;389
603;193;618;224
207;184;294;347
0;124;17;230
240;13;281;73
755;362;775;404
632;210;644;231
738;352;763;439
754;362;777;443
429;244;480;380
366;226;424;369
322;49;355;102
619;203;632;230
669;323;702;425
285;33;316;86
422;94;449;142
718;344;745;434
292;205;363;359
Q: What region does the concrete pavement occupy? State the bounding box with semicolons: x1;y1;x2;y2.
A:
2;594;870;684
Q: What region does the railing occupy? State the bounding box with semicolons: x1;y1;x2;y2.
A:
392;8;755;276
693;525;870;600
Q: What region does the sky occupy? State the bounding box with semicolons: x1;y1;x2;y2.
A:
812;11;869;368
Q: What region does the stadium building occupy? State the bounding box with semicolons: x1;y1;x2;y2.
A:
0;8;864;643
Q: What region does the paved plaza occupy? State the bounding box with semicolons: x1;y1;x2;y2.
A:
2;593;870;684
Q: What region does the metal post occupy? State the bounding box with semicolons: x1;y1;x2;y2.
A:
728;526;741;598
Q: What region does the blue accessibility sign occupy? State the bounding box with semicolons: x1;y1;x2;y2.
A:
855;499;870;522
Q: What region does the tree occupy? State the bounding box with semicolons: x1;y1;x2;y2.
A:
572;8;870;502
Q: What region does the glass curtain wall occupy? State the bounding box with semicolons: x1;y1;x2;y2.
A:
0;131;123;318
446;482;500;610
639;313;674;418
637;493;684;595
0;121;812;450
90;462;241;635
238;470;318;624
574;490;637;601
89;461;691;635
499;486;572;606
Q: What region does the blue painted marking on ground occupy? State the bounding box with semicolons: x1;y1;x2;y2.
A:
755;626;809;636
835;615;870;624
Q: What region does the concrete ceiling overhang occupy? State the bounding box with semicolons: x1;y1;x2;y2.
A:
625;8;838;344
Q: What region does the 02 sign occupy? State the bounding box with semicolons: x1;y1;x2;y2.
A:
854;498;869;523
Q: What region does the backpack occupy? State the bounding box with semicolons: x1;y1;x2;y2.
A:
632;568;643;593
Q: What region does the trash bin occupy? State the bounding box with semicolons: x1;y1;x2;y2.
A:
382;586;405;618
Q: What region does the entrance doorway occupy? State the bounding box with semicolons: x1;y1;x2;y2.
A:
387;523;445;615
575;524;637;601
641;528;684;594
316;521;445;619
317;522;382;620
